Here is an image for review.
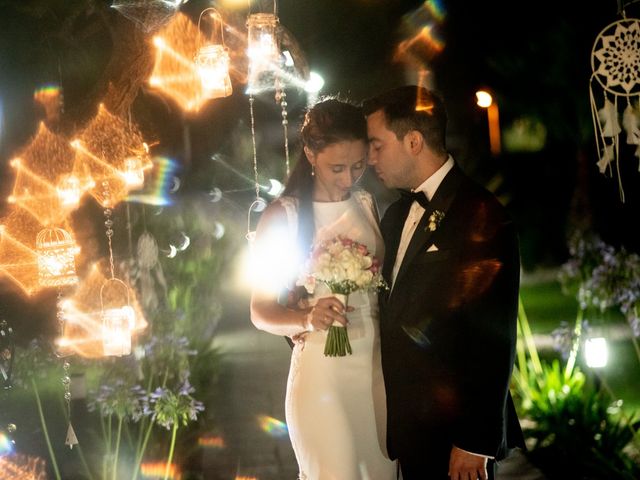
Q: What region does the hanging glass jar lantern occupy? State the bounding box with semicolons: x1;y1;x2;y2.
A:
122;156;145;190
195;8;232;99
246;12;280;94
36;227;80;287
56;174;82;208
100;278;136;357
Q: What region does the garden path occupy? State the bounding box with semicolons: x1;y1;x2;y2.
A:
206;300;298;480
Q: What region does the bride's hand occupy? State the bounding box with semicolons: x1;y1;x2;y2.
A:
304;296;348;331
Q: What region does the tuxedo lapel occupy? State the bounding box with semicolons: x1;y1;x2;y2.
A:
392;165;464;289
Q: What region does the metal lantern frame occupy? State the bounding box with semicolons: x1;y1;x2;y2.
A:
100;277;136;357
36;227;80;287
195;8;233;99
246;11;281;95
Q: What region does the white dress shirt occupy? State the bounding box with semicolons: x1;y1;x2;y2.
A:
391;156;454;288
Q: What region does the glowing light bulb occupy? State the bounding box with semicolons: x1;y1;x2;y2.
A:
57;175;82;208
122;157;145;189
585;337;608;368
36;227;80;287
195;45;232;98
102;305;136;357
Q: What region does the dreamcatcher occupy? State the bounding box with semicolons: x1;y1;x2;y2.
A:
131;231;167;312
590;16;640;202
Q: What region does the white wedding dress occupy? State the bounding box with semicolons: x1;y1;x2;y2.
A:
279;190;396;480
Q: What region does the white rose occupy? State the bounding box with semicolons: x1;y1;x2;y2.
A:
356;270;373;287
345;263;359;281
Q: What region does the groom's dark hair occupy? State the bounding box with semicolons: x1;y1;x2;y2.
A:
363;85;448;156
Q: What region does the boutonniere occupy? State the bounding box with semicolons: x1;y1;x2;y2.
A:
425;210;445;232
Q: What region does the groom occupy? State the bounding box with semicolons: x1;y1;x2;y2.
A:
363;86;525;480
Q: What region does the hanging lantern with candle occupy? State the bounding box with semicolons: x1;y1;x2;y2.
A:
56;174;82;208
122;156;146;190
122;142;153;191
100;278;136;357
36;227;80;287
195;8;232;100
246;11;280;94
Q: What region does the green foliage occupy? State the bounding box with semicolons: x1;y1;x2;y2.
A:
7;195;232;479
514;296;640;478
140;196;231;402
514;360;639;479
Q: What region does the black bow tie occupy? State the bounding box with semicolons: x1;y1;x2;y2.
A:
400;189;429;209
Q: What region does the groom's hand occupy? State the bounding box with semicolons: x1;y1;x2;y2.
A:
448;445;488;480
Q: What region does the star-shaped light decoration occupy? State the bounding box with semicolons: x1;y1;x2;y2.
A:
0;454;48;479
7;122;88;226
72;104;152;208
148;13;211;112
111;0;187;34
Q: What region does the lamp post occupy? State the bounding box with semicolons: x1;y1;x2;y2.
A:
475;90;501;156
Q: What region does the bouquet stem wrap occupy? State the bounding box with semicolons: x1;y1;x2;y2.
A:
323;293;352;357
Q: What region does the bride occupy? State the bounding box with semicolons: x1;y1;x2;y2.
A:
250;97;396;479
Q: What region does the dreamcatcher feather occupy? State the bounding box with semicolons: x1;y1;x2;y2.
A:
590;17;640;203
124;231;167;312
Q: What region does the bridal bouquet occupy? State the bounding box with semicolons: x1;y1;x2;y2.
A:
297;235;387;356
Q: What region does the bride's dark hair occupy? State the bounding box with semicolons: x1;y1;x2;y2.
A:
282;96;367;256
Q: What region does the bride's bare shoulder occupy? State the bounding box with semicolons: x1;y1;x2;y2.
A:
256;197;295;232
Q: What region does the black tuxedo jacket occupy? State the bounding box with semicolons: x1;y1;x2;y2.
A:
379;164;525;472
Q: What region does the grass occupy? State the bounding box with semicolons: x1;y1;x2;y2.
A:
520;271;577;333
520;269;640;413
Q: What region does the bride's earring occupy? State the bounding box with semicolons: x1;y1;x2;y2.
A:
305;147;316;177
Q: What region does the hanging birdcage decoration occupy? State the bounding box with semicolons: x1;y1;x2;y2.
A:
589;17;640;203
100;278;136;357
246;12;281;94
36;227;80;287
56;174;82;208
195;8;232;99
122;156;146;189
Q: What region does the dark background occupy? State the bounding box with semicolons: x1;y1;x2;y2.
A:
1;0;639;336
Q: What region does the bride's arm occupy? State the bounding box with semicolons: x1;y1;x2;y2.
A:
251;290;310;337
252;286;347;337
249;203;347;336
249;202;310;337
